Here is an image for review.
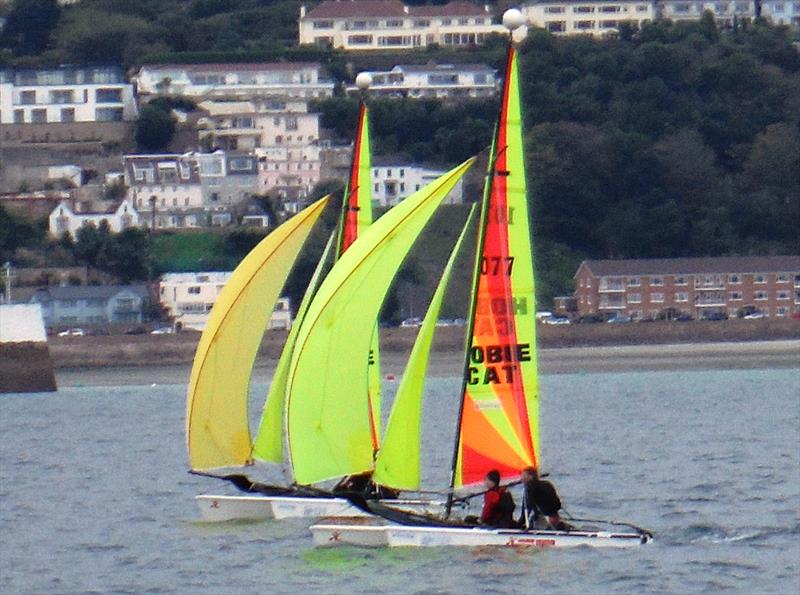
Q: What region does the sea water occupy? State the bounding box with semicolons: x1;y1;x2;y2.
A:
1;368;798;594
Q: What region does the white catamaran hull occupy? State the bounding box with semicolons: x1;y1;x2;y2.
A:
195;495;445;522
310;523;651;549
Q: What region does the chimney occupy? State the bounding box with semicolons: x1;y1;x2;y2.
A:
404;6;409;14
484;4;490;13
300;5;306;18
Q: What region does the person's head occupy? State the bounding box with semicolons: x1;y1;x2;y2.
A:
485;469;501;488
521;466;538;481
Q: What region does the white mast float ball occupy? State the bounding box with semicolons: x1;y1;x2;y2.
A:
355;72;372;90
502;8;525;31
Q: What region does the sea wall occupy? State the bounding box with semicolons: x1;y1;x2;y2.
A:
45;318;800;370
0;305;57;393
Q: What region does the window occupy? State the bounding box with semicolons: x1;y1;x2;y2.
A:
754;291;768;300
414;19;430;27
14;109;24;123
728;274;741;284
676;292;689;302
575;20;595;29
348;35;372;45
374;183;379;192
777;290;790;300
674;276;687;285
229;157;253;171
188;286;201;295
776;307;788;317
650;293;664;303
545;6;566;13
31;109;47;123
627;293;641;303
574;6;595;13
61;108;75;122
313;20;333;29
754;274;767;284
729;291;742;301
285;116;298;131
95;108;123;122
20;90;36;105
50;90;74;104
95;88;122;103
776;273;789;283
650;277;664;286
386;19;403;27
627;277;640;287
60;299;78;308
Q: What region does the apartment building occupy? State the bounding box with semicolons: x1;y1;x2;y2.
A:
347;63;498;99
657;0;755;25
158;272;291;330
0;66;137;145
573;256;800;320
195;99;322;201
522;1;654;35
48;198;140;238
371;162;464;206
132;63;334;102
299;1;505;50
123;151;259;229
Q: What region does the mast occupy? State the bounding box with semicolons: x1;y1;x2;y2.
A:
447;9;534;513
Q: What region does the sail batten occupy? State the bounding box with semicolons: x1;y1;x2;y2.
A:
186;196;330;471
453;46;540;489
286;159;475;486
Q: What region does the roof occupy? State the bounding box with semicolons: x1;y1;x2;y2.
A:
397;63;494;73
305;0;489;19
140;63;322;73
29;284;150;301
578;256;800;277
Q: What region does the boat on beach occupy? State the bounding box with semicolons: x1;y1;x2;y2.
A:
310;11;652;548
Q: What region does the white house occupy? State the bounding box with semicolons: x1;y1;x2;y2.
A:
371;162;464;207
158;272;292;330
49;198;140;237
132;63;334;102
348;63;498;99
299;0;506;50
123;151;260;229
521;0;654;35
0;66;137;125
761;1;800;26
657;0;755;26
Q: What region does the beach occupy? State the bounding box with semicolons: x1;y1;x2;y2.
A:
54;339;799;387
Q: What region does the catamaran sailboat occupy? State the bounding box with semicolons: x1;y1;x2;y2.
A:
186;98;474;521
310;11;652;548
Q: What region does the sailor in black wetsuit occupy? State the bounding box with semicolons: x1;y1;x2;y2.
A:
519;467;570;530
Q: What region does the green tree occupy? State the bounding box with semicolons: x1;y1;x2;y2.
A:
0;0;60;56
135;104;177;151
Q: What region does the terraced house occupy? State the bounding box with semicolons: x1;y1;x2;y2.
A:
574;256;800;320
299;0;504;50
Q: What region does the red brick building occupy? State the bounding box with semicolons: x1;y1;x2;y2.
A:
573;256;800;320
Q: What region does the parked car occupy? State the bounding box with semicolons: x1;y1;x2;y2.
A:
57;328;85;337
701;312;729;321
606;314;631;323
400;317;422;328
150;326;175;334
542;315;570;325
124;326;147;335
743;311;766;320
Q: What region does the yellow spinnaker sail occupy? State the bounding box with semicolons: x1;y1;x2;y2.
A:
286;158;475;486
186;196;330;471
373;205;476;490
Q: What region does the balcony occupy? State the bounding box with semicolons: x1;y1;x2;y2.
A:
598;278;625;292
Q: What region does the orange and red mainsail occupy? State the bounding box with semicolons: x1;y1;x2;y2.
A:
336;100;382;449
453;46;540;489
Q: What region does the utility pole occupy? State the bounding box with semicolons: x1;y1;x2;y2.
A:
2;262;12;304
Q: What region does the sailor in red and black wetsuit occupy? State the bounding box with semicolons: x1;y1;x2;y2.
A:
480;469;515;528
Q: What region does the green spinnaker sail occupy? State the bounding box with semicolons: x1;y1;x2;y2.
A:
373;205;477;491
286;158;475;486
250;230;337;463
